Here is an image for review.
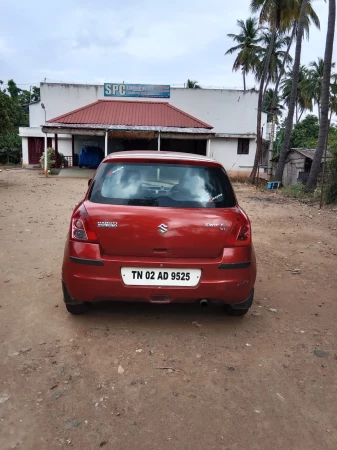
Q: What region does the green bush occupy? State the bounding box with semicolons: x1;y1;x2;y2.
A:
0;132;22;165
290;115;319;149
283;183;305;198
40;147;66;169
325;182;337;204
283;183;321;202
0;147;21;165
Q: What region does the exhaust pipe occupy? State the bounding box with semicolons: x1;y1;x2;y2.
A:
200;299;208;309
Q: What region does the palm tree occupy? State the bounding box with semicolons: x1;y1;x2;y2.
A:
271;0;320;101
293;1;320;37
305;0;336;191
281;64;313;123
255;30;293;96
301;58;336;120
186;79;201;89
225;17;262;91
263;86;286;175
330;77;337;120
263;88;285;123
266;0;320;180
274;0;309;182
249;0;296;184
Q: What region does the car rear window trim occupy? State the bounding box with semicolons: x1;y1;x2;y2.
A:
88;162;236;209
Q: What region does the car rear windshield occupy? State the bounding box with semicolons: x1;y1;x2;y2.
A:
88;162;236;208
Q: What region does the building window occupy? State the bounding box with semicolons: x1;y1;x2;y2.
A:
237;138;250;155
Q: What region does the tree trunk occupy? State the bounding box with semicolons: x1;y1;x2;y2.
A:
271;23;296;110
267;24;296;181
274;0;308;182
263;75;270;100
296;101;298;123
305;0;336;191
243;70;246;92
267;112;277;180
298;108;304;123
248;24;277;184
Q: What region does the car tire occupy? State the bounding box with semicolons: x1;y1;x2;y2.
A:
79;165;82;168
225;306;249;317
66;303;88;315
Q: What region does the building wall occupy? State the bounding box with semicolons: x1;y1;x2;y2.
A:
29;103;44;127
169;89;262;135
211;137;256;174
29;83;266;137
55;137;72;158
22;133;257;173
74;136;103;157
73;136;124;156
282;152;305;186
22;137;29;165
21;132;72;165
21;82;267;168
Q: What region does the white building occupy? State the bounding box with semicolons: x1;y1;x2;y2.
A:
20;82;267;177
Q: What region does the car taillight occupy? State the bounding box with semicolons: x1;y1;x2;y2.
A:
71;203;98;243
225;210;251;247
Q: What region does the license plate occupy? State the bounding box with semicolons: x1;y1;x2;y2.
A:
121;268;201;287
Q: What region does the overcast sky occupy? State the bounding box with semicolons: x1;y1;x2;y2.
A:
0;0;334;91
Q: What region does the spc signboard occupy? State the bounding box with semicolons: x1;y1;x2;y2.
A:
104;83;170;98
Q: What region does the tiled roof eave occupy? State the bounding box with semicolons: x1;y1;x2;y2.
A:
42;123;215;134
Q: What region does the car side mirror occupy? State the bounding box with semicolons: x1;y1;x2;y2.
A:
88;179;92;187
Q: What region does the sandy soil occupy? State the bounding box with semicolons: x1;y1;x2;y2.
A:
1;169;337;450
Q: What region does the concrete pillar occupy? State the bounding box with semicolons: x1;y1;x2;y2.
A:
71;135;75;166
54;133;58;168
44;133;48;176
206;139;211;157
105;131;108;157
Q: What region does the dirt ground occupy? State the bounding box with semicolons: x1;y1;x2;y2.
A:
1;169;337;450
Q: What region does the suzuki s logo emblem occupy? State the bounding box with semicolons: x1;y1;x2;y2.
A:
158;224;168;234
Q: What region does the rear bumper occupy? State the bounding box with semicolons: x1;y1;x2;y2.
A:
62;241;256;305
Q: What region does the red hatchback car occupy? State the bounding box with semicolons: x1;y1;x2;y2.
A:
62;151;256;315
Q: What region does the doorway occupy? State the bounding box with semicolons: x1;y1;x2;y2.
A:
28;137;52;164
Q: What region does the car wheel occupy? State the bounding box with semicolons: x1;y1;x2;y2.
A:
79;165;83;168
225;306;249;317
66;303;88;315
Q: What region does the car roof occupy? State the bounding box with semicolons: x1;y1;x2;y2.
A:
103;151;217;164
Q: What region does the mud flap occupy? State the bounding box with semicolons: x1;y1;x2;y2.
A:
62;281;84;305
230;289;254;310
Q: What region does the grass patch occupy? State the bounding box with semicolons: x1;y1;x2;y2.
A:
283;182;337;206
283;184;306;198
283;183;320;203
0;163;22;168
325;182;337;205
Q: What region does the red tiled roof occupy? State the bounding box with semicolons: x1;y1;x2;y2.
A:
48;100;212;129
